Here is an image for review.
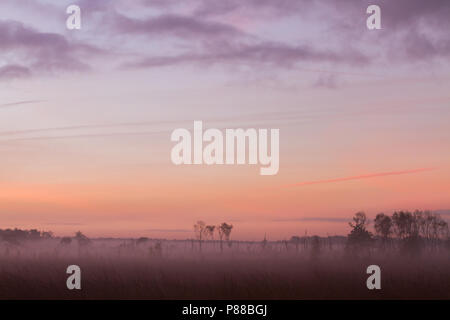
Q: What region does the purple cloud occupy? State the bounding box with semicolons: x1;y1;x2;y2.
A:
193;0;450;61
0;20;104;79
3;0;449;81
124;40;369;70
193;0;310;17
0;64;31;80
113;13;243;40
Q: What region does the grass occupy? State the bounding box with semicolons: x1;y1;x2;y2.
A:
0;239;449;299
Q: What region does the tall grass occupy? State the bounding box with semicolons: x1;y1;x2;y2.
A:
0;238;448;299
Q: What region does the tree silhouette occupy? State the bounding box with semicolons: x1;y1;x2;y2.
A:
392;211;415;240
379;210;449;253
75;231;91;247
218;222;233;252
204;225;215;240
60;237;72;245
194;221;206;252
262;233;268;251
41;231;54;239
310;235;321;260
374;213;392;247
290;236;301;252
347;212;373;249
0;228;53;243
136;237;149;246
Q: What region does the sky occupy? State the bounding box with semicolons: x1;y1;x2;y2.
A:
1;0;450;240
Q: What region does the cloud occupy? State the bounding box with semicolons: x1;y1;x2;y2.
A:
377;0;450;29
313;74;338;89
113;13;243;40
284;168;435;187
0;110;305;138
0;121;172;137
193;0;313;18
0;64;31;80
0;20;104;79
4;0;450;81
273;217;349;223
46;222;85;226
0;100;43;108
147;228;191;233
111;0;447;73
108;2;369;72
191;0;449;29
196;0;450;62
393;28;450;60
341;0;450;61
125;41;368;69
0;131;166;143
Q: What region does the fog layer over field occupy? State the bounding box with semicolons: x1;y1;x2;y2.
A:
0;236;449;299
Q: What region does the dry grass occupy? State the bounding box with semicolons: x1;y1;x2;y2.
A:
0;239;449;299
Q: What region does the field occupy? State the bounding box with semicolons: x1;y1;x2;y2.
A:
0;238;449;300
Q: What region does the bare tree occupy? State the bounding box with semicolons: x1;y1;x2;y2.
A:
194;221;206;252
204;225;215;240
218;222;233;252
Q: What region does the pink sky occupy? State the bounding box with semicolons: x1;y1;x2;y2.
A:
1;0;450;240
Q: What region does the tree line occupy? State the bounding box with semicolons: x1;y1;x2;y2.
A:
0;228;53;244
348;210;449;251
